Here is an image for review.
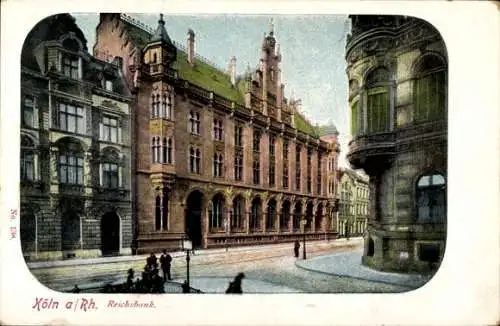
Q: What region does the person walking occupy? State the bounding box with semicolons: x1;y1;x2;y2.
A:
225;272;245;294
294;240;300;258
160;249;173;281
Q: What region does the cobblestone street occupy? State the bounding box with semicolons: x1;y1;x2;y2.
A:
28;238;414;293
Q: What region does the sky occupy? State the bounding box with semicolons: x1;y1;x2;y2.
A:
73;13;352;167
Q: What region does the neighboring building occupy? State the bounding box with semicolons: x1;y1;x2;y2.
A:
93;14;340;253
318;123;341;231
20;14;133;260
336;168;369;237
345;15;447;272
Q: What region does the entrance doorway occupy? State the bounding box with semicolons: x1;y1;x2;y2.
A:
101;212;120;256
185;191;204;248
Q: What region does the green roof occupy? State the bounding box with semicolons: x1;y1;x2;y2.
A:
123;18;319;136
173;51;246;105
316;123;339;136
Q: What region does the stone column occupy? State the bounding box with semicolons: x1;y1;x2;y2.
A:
245;202;251;235
225;198;232;235
50;146;59;193
275;207;281;233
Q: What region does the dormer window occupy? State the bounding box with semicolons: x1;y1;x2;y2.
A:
105;80;113;92
62;54;79;79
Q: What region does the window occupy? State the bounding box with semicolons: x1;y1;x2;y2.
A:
105;80;113;92
280;201;290;230
417;173;446;223
213;118;224;141
155;196;161;230
350;100;360;135
253;160;260;185
102;163;119;188
20;136;35;181
253;130;261;153
414;55;446;122
102;116;119;143
293;203;302;231
59;154;84;185
151;94;159;118
235;125;243;148
213;153;223;177
317;154;322;194
267;200;277;231
283;140;289;189
58;103;85;134
210;195;224;229
151;137;161;163
154;192;169;231
365;67;390;133
269;136;276;186
22;95;35;127
189;111;201;135
189;147;201;173
307;149;312;193
234;153;243;181
62;54;79;79
250;198;262;230
231;196;244;229
161;138;173;164
295;145;301;191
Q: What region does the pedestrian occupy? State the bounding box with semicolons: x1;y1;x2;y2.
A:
294;240;300;258
126;268;134;290
181;280;190;293
71;284;81;293
225;272;245;294
147;252;157;270
160;249;173;281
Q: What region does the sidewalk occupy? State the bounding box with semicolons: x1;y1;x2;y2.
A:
295;251;432;289
170;277;303;293
27;238;362;270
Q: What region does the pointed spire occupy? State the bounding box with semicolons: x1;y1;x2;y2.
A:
269;18;274;36
150;13;173;44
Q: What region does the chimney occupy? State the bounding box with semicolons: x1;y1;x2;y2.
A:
229;56;236;86
187;28;195;66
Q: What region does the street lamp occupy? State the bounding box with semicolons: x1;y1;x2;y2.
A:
300;219;307;260
182;235;193;289
225;215;229;253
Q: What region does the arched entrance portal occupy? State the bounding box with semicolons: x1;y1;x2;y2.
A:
101;212;120;256
185;191;204;248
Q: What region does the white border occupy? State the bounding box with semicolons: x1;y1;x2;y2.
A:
1;1;499;325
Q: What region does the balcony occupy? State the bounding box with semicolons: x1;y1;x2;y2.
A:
346;132;395;173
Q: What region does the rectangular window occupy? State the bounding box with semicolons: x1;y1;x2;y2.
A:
234;153;243;181
253;130;261;153
253;159;260;185
367;89;390;133
235;125;243;148
283;140;289;189
62;55;79;79
22;96;35;127
213;153;223;178
295;145;301;191
59;154;84;185
317;154;322;194
21;152;35;181
102;163;119;188
307;149;312;193
58;103;85;134
102;116;119;143
105;80;113;92
189;111;201;135
213;118;224;141
269;136;276;186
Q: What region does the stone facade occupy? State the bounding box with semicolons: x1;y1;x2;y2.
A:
336;168;369;237
345;15;447;273
20;14;133;260
93;14;340;253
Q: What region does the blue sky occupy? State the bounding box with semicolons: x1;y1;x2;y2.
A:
74;13;351;166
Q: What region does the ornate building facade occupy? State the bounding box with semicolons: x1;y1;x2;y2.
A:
93;14;340;253
345;15;447;272
20;14;133;260
336;168;369;237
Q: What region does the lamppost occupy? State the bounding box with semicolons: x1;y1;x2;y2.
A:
225;213;229;253
182;235;192;289
300;219;307;260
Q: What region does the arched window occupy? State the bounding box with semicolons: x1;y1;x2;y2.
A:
162;190;169;231
413;55;446;122
417;173;446;223
305;202;314;230
162;94;167;118
211;194;224;229
151;94;156;118
250;198;262;230
162;137;167;164
267;199;277;231
281;201;291;230
365;67;390;133
21;135;35;181
231;196;244;229
155;196;161;230
293;202;302;231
